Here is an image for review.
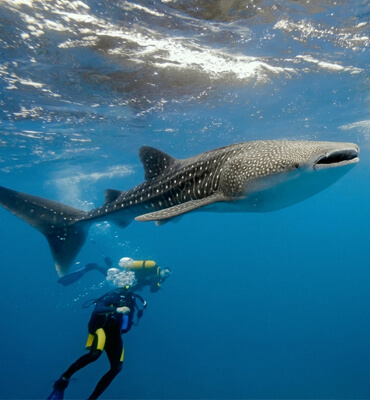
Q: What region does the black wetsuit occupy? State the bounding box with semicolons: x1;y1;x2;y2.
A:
59;289;142;399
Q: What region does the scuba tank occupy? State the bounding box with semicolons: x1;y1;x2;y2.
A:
127;260;156;270
119;258;157;270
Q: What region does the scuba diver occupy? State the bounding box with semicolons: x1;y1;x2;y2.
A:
58;255;172;292
47;272;147;400
108;257;172;292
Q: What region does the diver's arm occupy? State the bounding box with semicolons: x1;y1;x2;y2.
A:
149;281;161;292
148;267;166;292
94;292;128;315
94;304;117;315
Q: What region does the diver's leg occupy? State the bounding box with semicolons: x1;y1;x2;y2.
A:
48;330;105;399
87;326;123;399
62;347;102;379
62;329;106;379
47;348;101;400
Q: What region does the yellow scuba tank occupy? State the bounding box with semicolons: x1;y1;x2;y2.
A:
125;260;157;270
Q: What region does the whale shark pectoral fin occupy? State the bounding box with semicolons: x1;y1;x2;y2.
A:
135;193;227;222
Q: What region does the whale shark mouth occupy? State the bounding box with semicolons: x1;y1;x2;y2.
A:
314;148;359;170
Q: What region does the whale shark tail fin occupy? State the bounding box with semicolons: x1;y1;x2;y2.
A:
45;224;88;277
0;185;89;276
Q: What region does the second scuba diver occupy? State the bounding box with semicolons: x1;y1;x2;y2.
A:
58;255;171;292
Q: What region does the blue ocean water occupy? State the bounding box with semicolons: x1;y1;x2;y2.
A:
0;1;369;399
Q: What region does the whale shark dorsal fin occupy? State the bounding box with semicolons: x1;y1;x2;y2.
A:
104;189;124;204
139;146;178;180
135;193;227;222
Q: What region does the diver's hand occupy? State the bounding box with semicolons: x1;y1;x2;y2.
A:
116;306;130;314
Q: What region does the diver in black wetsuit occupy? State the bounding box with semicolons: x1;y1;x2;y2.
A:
48;286;146;400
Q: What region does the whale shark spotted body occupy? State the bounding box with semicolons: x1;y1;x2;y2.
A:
0;140;359;276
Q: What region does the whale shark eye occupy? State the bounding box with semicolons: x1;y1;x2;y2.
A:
295;163;299;169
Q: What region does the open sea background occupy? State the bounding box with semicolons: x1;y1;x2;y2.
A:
0;1;369;399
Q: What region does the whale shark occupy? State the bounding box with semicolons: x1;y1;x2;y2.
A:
0;140;359;276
